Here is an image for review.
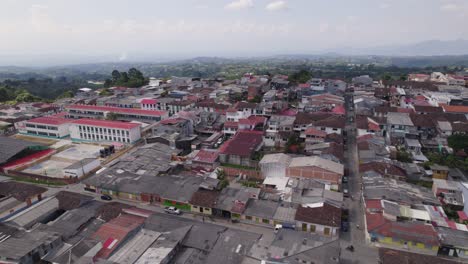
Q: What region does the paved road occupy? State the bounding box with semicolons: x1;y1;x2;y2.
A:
340;90;379;263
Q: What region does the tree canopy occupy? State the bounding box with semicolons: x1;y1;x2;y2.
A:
104;68;148;88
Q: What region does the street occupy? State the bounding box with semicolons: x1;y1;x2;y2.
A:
340;89;379;263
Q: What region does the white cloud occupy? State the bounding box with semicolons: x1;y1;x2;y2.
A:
319;22;329;33
379;3;390;9
441;3;458;11
266;1;287;11
225;0;253;10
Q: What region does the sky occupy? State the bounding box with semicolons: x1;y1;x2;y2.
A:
1;0;468;65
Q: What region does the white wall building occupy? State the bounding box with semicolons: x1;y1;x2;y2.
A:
63;158;101;178
15;116;70;138
69;119;141;144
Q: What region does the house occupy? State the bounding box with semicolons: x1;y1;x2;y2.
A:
0;181;47;220
362;172;439;206
432;179;464;207
212;187;260;219
287;156;344;189
437;121;453;137
365;211;439;253
309;115;345;135
436;227;468;260
356;116;381;136
189;189;220;215
302;127;327;143
166;100;194;116
0;227;62;264
263;115;295;148
295;202;341;237
226;102;257;122
431;164;450;180
192;149;219;170
260;153;292;190
242;199;279;226
386;112;415;143
218;130;263;167
91;213;146;260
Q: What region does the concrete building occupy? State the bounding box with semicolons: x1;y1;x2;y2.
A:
65;104;168;123
69;118;141;144
15;116;70;138
287;156;344;189
63;158;101;178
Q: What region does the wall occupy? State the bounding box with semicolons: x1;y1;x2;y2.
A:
221;166;262;180
287;166;341;185
296;221;338;237
190;205;212;215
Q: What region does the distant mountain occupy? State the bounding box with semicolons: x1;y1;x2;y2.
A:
329;39;468;56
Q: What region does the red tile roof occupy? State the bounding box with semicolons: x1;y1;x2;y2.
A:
239;115;267;126
66;104;166;116
365;199;383;211
304;127;327;137
189;189;220;208
141;99;157;104
332;105;345;114
193;150;219;164
91;213;146;259
224;121;239;128
366;212;439;246
441;104;468;114
71;118;141;129
219;130;263;157
295;203;341;227
26;116;70;126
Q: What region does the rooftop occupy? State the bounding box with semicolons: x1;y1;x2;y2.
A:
289;156;344;175
66;104;167;116
26;116;70;126
219;130;263;157
71;118;141;129
295;202;341;227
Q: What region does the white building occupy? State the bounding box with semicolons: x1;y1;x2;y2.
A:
15;116;70;138
63;158;100;178
69;119;141;144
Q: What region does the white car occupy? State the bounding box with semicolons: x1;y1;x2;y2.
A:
164;206;181;215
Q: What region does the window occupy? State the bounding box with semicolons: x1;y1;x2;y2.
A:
324;227;331;235
262;219;270;224
302;223;307;231
310;225;316;232
246;216;252;220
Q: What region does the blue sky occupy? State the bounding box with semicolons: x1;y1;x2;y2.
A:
1;0;467;65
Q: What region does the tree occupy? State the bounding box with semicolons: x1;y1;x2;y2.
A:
111;70;121;83
448;134;468;152
289;70;312;84
396;150;413;163
57;90;74;99
104;79;112;88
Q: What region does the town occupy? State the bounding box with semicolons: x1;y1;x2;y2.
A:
1;68;468;264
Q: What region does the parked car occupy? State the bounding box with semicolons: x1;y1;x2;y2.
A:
164;206;181;215
341;221;349;232
342;176;348;183
100;195;112;201
343;189;350;197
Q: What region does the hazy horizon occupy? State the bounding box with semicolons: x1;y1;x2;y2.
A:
1;0;468;66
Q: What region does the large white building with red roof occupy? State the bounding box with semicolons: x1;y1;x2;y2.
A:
65;104;168;123
69;118;142;144
15;116;71;138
